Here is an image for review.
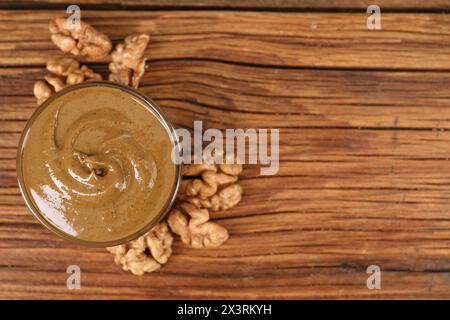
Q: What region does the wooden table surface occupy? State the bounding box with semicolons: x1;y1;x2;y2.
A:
3;0;450;299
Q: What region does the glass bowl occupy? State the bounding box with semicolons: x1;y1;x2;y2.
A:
16;81;182;247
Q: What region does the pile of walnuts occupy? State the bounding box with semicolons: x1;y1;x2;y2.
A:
34;18;244;276
34;18;149;104
108;161;243;276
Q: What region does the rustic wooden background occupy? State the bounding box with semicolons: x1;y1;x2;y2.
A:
2;0;450;299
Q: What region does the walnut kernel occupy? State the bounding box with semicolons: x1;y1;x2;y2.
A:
33;58;102;104
168;202;229;249
107;222;173;276
33;80;54;105
49;18;112;58
108;34;150;88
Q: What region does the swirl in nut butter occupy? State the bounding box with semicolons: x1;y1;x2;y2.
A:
20;86;177;242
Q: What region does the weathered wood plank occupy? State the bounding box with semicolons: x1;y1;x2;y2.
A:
4;62;450;129
1;267;449;299
1;10;450;69
3;0;450;10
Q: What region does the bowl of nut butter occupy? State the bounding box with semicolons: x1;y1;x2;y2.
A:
17;81;181;246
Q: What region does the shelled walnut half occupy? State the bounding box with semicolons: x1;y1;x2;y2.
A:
109;34;150;88
107;222;173;276
168;202;229;249
179;162;243;211
33;57;102;105
49;18;112;58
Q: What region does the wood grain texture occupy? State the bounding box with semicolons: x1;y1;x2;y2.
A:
2;10;450;70
2;5;450;299
3;0;450;10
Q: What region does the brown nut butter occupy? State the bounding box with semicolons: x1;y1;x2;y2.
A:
17;82;181;246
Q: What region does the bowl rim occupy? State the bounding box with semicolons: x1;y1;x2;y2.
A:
16;81;182;247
